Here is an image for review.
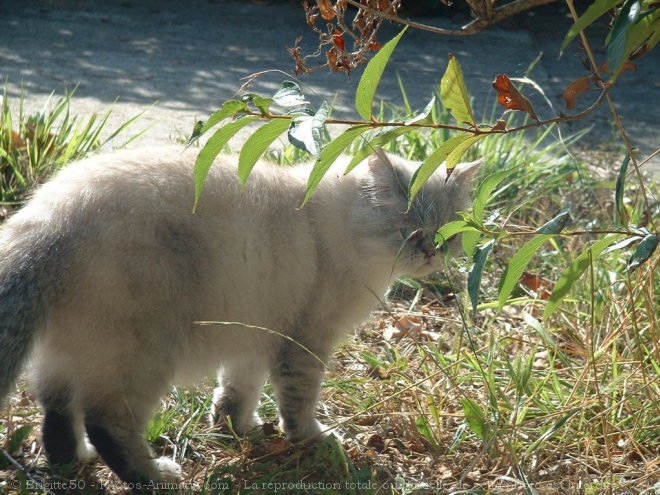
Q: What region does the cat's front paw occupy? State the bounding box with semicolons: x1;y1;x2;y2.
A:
75;436;98;463
282;419;343;443
153;457;182;482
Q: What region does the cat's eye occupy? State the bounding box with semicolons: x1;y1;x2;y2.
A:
437;234;457;252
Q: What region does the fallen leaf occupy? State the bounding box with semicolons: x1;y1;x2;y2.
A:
260;437;291;456
383;326;399;341
492;74;539;120
520;271;553;300
563;76;592;109
366;433;386;452
384;315;423;340
396;314;422;330
408;439;427;453
354;415;379;426
439;465;453;480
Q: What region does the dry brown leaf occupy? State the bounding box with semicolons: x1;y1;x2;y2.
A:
492;74;539;121
326;48;340;72
317;0;335;20
384;315;422;340
332;29;345;51
368;40;383;51
563;76;592;110
408;439;427;453
366;433;386;452
520;271;552;300
492;119;507;131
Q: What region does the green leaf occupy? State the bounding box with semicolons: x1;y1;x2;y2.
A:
560;0;624;54
355;27;408;120
544;234;626;318
440;54;475;126
446;134;484;169
614;153;630;227
404;96;436;126
344;126;410;174
448;423;468;453
8;425;33;455
435;220;481;246
623;9;660;62
189;120;204;145
472;169;513;226
498;235;552;311
462;230;481;258
196;100;249;138
537;206;572;234
288;102;329;158
272;81;309;108
301;125;371;206
461;398;486;440
415;416;439;448
525;410;579;455
238;118;291;187
193;116;259;212
627;233;659;272
468;239;495;313
408;134;473;203
242;93;274;115
604;233;642;254
607;0;643;77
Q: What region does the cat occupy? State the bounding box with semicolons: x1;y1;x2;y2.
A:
0;146;480;483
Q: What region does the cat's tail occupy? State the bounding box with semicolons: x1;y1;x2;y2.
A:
0;223;70;403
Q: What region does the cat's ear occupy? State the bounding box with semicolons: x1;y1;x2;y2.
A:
447;158;483;185
363;150;406;206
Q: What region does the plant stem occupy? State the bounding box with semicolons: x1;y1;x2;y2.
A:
564;0;656;231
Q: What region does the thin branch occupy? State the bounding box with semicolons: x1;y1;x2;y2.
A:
345;0;560;36
237;85;609;136
564;0;655;231
0;447;57;495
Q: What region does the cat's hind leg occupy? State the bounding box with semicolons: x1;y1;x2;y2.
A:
211;358;268;435
270;340;331;442
83;390;181;484
40;388;96;466
36;369;96;466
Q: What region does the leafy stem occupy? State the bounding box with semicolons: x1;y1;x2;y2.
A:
236;85;610;136
564;0;655;231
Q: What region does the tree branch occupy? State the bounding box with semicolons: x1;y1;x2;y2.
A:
345;0;560;36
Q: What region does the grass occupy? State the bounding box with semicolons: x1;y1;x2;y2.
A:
1;89;658;494
0;86;144;206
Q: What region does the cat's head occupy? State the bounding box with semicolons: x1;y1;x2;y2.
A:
357;150;481;278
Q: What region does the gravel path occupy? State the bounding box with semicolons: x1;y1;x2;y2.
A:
0;0;657;172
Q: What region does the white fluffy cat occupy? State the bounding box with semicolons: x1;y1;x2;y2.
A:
0;147;479;483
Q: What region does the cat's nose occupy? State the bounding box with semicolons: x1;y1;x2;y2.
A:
411;230;436;258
